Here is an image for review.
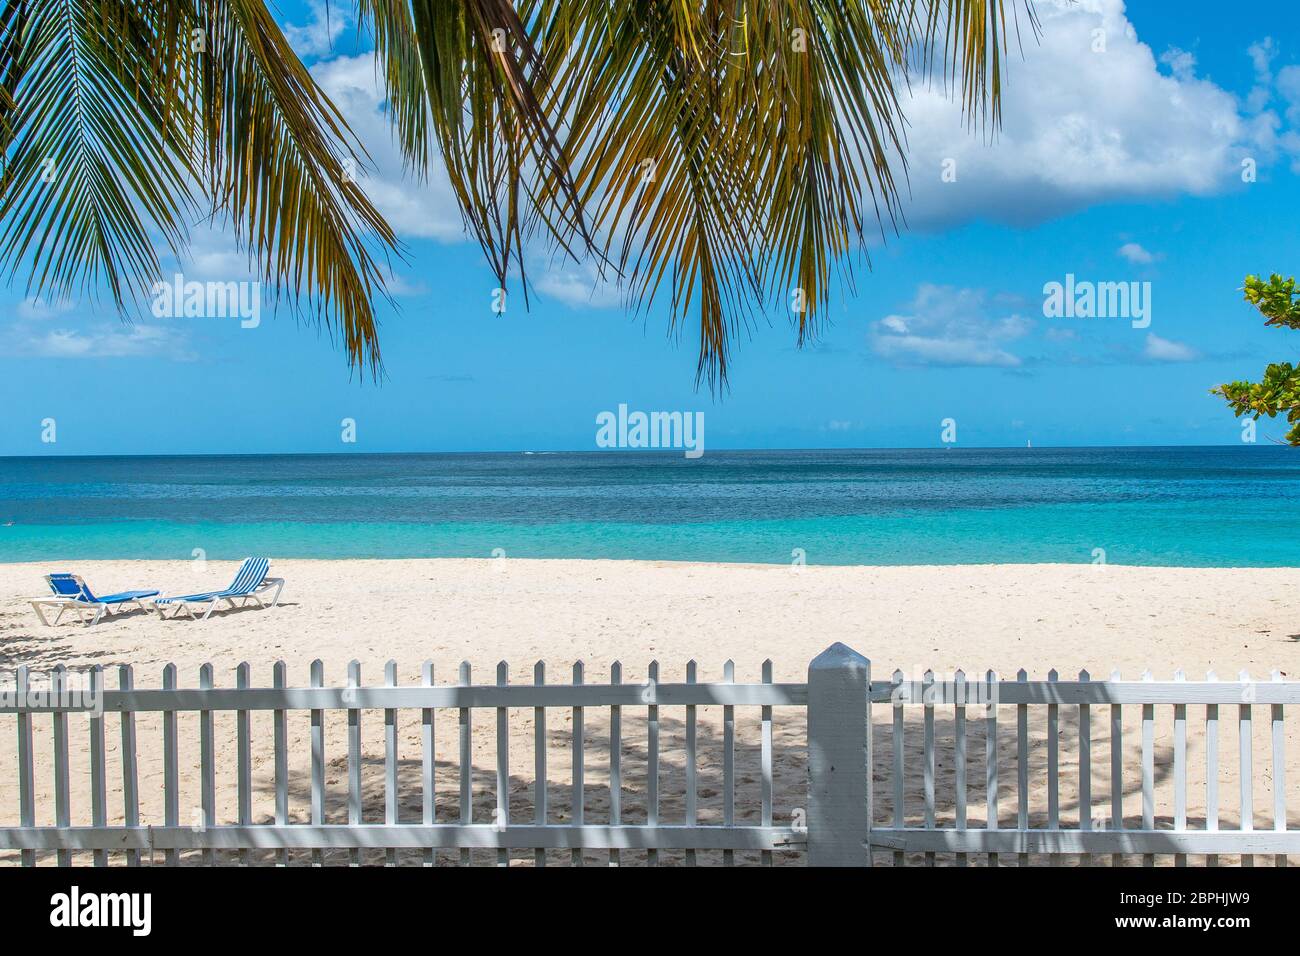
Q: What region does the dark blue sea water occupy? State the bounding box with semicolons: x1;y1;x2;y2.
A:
2;447;1298;565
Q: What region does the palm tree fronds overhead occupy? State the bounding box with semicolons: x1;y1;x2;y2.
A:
0;0;397;374
0;1;1029;384
370;0;1033;387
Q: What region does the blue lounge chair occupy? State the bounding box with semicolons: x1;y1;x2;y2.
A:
154;557;284;621
31;573;160;626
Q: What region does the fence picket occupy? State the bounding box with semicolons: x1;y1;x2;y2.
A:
310;660;325;867
1110;669;1122;868
1174;670;1187;867
1079;669;1091;867
163;663;178;867
459;661;472;868
89;666;106;867
1048;669;1059;867
534;661;546;868
387;660;400;867
1240;670;1254;867
987;670;999;867
893;668;905;867
119;665;140;868
1017;669;1028;867
52;665;70;866
495;661;508;868
1206;671;1219;867
273;661;288;867
200;663;215;865
924;669;935;868
759;660;769;868
685;660;697;867
16;666;34;867
723;659;735;867
422;661;435;867
955;670;967;867
236;662;251;867
1142;670;1155;868
609;660;622;868
649;660;662;867
572;661;584;867
347;660;361;867
1273;671;1287;868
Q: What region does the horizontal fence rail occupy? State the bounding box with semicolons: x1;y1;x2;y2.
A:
0;684;809;713
2;643;1297;867
873;679;1300;705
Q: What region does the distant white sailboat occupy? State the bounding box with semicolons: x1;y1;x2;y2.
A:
1027;439;1032;448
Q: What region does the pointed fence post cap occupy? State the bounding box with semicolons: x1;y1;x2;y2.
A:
809;642;869;672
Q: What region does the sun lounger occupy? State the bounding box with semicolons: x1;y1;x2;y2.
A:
31;573;160;626
154;557;284;621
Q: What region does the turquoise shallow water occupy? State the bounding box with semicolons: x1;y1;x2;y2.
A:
2;448;1299;565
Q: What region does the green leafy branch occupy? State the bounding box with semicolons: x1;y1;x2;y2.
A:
1213;273;1300;444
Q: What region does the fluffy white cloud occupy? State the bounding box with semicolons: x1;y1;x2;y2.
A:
283;0;350;58
1143;332;1199;362
531;259;622;309
896;0;1265;230
309;54;465;243
871;284;1033;367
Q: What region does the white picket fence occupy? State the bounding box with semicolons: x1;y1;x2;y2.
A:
1;642;1297;866
815;645;1300;866
0;657;804;866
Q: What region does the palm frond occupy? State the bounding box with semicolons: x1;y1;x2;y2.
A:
0;0;197;308
199;0;397;372
0;0;400;375
366;0;1031;388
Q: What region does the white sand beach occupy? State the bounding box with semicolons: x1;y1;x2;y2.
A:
1;558;1298;865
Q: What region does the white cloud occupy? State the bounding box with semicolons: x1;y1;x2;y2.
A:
15;297;75;321
5;296;197;361
9;317;194;360
897;0;1267;230
167;227;258;284
1117;241;1155;264
871;284;1033;367
1159;47;1197;82
532;258;621;309
1279;65;1300;124
283;0;350;58
310;54;465;243
1246;37;1277;113
1143;332;1199;362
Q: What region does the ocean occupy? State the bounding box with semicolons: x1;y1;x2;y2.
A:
1;447;1298;566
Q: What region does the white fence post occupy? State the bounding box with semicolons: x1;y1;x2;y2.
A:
807;642;871;866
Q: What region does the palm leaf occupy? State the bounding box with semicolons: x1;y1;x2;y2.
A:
0;0;197;308
366;0;1033;388
198;0;397;372
0;0;399;375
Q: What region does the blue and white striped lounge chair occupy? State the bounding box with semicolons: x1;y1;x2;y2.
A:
154;557;285;621
31;573;160;626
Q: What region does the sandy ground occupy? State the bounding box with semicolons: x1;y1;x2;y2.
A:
1;558;1298;866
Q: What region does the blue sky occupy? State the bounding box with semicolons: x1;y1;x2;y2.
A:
4;0;1300;455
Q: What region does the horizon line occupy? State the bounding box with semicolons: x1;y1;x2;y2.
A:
0;443;1282;461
